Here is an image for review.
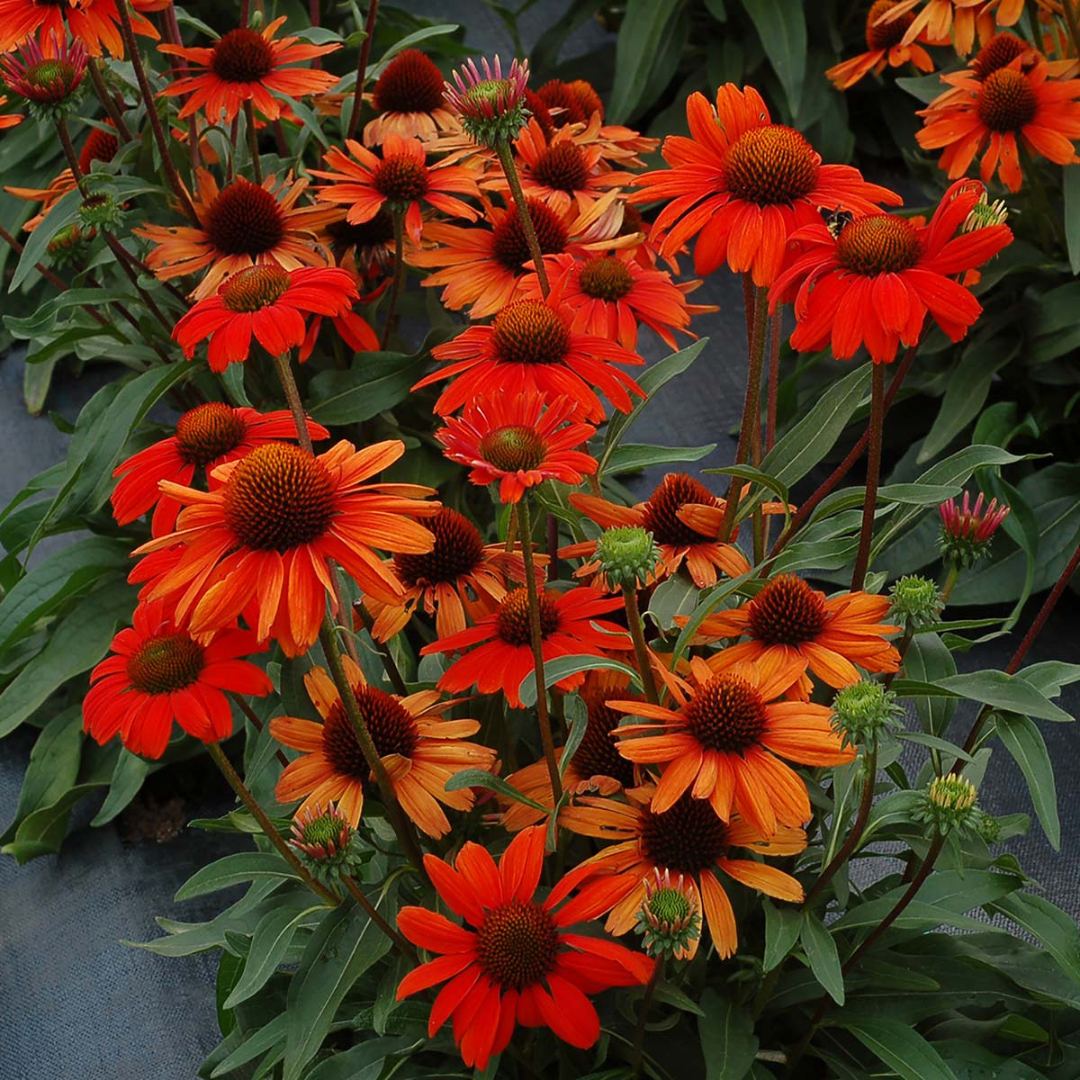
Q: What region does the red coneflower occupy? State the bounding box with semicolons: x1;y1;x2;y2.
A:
83;599;271;760
443;53;530;146
111;403;328;536
768;178;1013;363
536;78;603;126
421;585;630;708
939;489;1010;566
0;0;162;58
159;16;340;123
396;825;654;1070
826;0;936;90
436;392;597;504
632;84;901;286
1;31;87;107
363;47;460;146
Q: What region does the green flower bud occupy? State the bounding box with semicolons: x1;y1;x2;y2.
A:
914;775;979;837
635;868;701;961
830;679;902;748
289;802;368;883
888;575;942;627
595;525;661;590
47;223;88;267
962;192;1008;232
79;192;124;231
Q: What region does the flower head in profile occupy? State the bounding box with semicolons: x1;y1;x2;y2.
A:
561;785;806;959
443;53;530;146
421;585;630;708
939;490;1009;567
361;48;461;146
111;403;329;536
133;439;438;656
436;392;597;504
0;0;162;59
83;599;271;760
1;32;87;114
270;653;495;835
159;17;340;123
826;0;936;90
172;263;359;371
632;83;901;286
396;825;653;1071
769;179;1013;364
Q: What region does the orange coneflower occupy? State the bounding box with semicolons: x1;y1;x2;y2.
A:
874;0;1004;56
421;585;630;708
83;599;271;760
158;17;340;124
362;506;537;640
536;78;604;127
363;48;460;145
826;0;937;90
436;392;597;504
916;57;1080;191
270;653;495;835
560;474;753;591
0;0;162;58
134;170;338;300
561;786;805;959
133;439;438;656
610;655;853;835
396;825;653;1071
111;403;329;536
768;178;1013;363
692;573;902;699
310;132;481;246
631;84;901;286
413;287;645;423
172;263;359;371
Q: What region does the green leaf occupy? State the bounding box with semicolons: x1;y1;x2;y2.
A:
90;748;150;827
698;988;758;1080
609;0;684;123
517;655;642;707
892;671;1072;724
10;186;81;291
990;891;1080;987
763;899;801;972
209;1015;287;1078
558;695;588;781
605;442;716;474
175;852;300;902
23;354;57;416
839;1017;958;1080
308;351;427;424
224;905;324;1008
994;712;1059;850
216;950;245;1037
305;1036;417;1080
1017;660;1080;698
896;71;951;104
443;768;549;813
801;912;844;1005
1065;164;1080;276
739;0;806;116
1;781;105;863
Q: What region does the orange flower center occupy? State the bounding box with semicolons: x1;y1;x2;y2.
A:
532;141;590;194
523;89;555;139
220;263;290;312
373;154;429;202
747;573;827;646
865;0;913;50
394;507;485;586
618;203;645;237
537;78;586;126
478;424;546;473
491;300;571;365
684;673;768;753
977;66;1038;132
836;214;920;274
322;685;419;776
210;28;275;84
491;197;568;273
327;207;396;249
640;473;717;548
496;586;559;646
126;632;205;695
372;48;446;114
574;691;636;787
79;124;119;175
578;256;634;301
203;178;287;257
639;793;730;875
175;402;248;466
972;33;1029;80
723;125;819;206
477;899;559;990
567;79;603;122
223;443;336;552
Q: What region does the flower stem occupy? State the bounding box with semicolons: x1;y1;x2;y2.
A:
228;690;290;769
766;306;783;454
346;0;380;141
850;362;886;591
380;209;406;349
243;100;263;185
518;496;563;807
87;58;132;142
622;584;659;705
340;874;417;957
495;140;550;297
205;741;338;904
273;352;315;452
631;958;662;1079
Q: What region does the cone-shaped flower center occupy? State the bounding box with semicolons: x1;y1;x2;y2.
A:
394;507;485;585
647;886;692;925
491;300;571;365
210;28;275;83
977;67;1038;132
323;685;419;776
574;692;636;787
496;586;559;645
836;214;920;274
639;793;730;875
532;140;590;194
537;79;586;126
224;443;336;551
640;473;717;548
478;424;546;472
299;808;351;850
579;256;634;301
204;178;287;256
126;632;205;694
491;198;567;272
568;79;603;120
723;125;819;206
477;899;559;990
747;573;827;645
865;0;912;50
79;125;118;173
175;402;249;466
373;155;429;201
220;263;290;312
373;49;446;114
684;673;768;753
972;32;1029;79
24;58;77;98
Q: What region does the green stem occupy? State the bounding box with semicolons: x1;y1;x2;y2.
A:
243;99;263;185
340;873;417;957
631;957;663;1078
496;140;550;297
273;352;314;452
622;584;659;705
87;58;132;142
380;209;406;349
939;563;960;605
346;0;379;141
850;362;886;591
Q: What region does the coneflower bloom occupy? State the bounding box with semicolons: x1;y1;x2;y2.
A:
133;439;438;656
158;17;340;123
363;48;461;145
111;403;329;536
1;32;87;108
874;0;1007;56
536;78;604;126
421;585;630;708
769;178;1013;364
442;53;530;146
362;506;536;640
939;489;1010;566
310;132;481;245
610;655;853;834
413;288;645;423
135;170;339;300
826;0;936;90
632;83;901;286
436;393;597;504
172;263;359;371
0;0;163;58
916;57;1080;191
270;654;495;835
691;573;902;699
560;474;752;591
83;599;271;760
561;786;806;959
396;825;654;1069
